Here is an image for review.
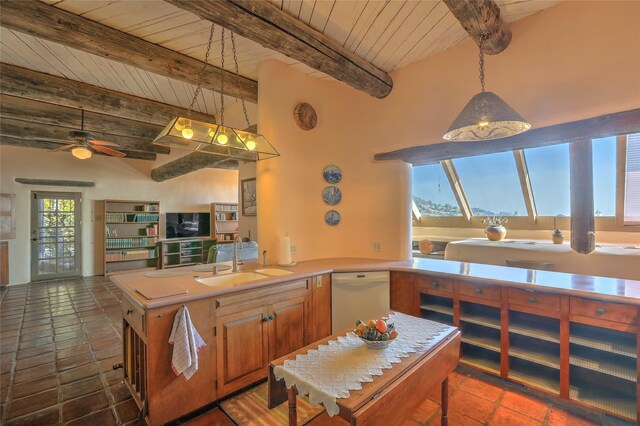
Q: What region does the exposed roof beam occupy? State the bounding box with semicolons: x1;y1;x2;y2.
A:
374;109;640;165
0;0;257;102
0;94;168;153
0;63;212;126
0;135;155;161
168;0;393;99
443;0;511;54
151;154;238;182
0;118;158;158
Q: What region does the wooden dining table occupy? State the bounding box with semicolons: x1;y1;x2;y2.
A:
268;313;461;426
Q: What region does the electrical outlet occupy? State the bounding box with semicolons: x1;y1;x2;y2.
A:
291;245;297;254
373;242;381;252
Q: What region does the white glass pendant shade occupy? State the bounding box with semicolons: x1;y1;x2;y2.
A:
444;92;531;142
71;146;92;159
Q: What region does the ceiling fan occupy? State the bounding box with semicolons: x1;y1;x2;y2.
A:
47;110;126;159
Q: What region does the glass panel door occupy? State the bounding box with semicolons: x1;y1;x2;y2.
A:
30;191;82;281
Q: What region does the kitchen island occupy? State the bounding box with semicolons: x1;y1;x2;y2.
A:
112;258;640;424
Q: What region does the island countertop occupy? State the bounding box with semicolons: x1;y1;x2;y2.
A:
110;257;640;310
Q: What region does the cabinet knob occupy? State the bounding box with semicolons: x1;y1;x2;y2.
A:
263;315;274;322
596;307;606;315
475;288;482;294
528;297;536;303
126;309;133;315
432;282;439;288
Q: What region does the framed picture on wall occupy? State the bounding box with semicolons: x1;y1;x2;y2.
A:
241;178;257;216
0;194;16;240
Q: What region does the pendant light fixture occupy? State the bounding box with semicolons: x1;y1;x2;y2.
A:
443;34;531;142
153;24;279;161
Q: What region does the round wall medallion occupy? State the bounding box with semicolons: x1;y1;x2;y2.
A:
322;186;342;205
325;210;340;226
293;103;317;130
322;165;342;184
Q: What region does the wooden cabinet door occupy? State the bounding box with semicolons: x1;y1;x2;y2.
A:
270;296;307;360
390;271;418;315
216;306;269;396
309;274;331;343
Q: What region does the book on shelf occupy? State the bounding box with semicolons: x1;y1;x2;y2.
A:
145;224;158;236
106;227;117;237
216;204;238;212
105;237;158;249
105;248;156;262
105;212;159;222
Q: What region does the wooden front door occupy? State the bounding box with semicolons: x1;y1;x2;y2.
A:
30;191;82;281
216;306;269;396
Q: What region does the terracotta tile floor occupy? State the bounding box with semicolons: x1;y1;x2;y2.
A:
0;278;630;426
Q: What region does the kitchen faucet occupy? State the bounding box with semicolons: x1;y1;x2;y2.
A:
232;235;240;272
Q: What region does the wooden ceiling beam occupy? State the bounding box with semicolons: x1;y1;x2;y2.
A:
443;0;511;54
151;153;238;182
0;118;159;156
0;135;155;161
0;94;168;152
168;0;393;99
0;0;257;102
374;109;640;165
0;63;212;126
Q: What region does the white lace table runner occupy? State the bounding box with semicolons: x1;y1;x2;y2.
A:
273;312;453;416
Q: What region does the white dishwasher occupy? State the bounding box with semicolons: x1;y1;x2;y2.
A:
331;271;390;333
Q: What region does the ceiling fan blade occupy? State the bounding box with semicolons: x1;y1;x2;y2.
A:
90;140;120;147
92;144;126;158
49;144;77;152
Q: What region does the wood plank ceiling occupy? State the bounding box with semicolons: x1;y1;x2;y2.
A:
0;0;562;166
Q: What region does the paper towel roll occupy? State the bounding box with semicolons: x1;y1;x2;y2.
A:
279;235;292;265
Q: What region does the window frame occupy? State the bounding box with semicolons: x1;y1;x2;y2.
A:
413;134;639;233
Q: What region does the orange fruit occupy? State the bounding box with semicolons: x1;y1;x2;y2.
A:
375;319;387;334
357;323;367;333
390;330;398;339
367;319;376;328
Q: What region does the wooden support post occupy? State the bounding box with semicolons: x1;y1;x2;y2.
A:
569;139;595;254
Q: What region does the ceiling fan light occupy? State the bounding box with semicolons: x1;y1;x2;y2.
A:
71;146;92;159
443;92;531;142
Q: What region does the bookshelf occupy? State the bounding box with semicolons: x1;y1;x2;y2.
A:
103;200;159;274
211;202;239;243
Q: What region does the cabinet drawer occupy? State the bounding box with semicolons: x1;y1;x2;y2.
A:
122;296;145;336
458;281;501;301
416;275;453;293
570;297;638;324
508;288;560;311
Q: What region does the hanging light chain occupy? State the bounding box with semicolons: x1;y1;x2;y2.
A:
478;33;487;93
219;27;225;126
187;23;216;119
230;32;251;129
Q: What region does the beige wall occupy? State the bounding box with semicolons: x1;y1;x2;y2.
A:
0;146;238;285
256;1;640;262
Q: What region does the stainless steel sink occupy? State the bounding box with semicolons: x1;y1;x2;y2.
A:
254;268;294;276
195;272;267;287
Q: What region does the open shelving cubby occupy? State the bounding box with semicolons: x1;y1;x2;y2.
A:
459;302;502;374
159;238;218;269
419;293;453;326
103;200;160;274
211;202;239;243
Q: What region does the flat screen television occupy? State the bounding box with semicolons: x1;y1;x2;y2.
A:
165;213;211;239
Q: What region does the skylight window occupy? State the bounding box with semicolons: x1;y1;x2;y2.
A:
412;163;461;216
524;144;570;217
453;152;527;216
592;136;616;216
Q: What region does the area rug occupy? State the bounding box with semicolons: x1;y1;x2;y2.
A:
220;382;325;425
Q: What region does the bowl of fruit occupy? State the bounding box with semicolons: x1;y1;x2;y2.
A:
354;318;398;349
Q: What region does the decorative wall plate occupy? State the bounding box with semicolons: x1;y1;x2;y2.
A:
325;210;340;226
322;186;342;205
293;103;317;130
323;165;342;184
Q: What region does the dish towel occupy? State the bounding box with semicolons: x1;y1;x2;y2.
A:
168;306;206;380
